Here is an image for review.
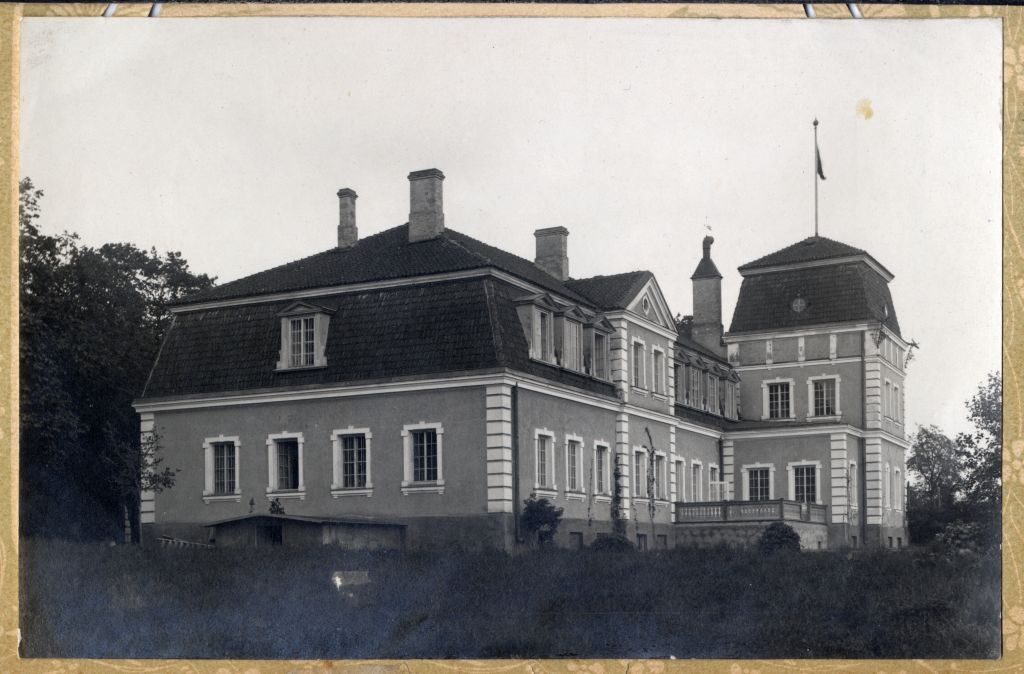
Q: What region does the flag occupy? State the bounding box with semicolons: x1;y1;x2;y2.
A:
815;142;826;180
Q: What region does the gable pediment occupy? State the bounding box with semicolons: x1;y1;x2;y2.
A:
277;301;334;318
624;278;674;331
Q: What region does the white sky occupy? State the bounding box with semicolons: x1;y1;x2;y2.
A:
19;17;1001;437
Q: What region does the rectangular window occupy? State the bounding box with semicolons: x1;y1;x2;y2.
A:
632;342;645;388
656;534;668;550
794;465;816;503
567;440;580;491
849;462;858;507
277;440;300;490
654;350;665;394
675;460;685;501
564;321;582;371
674;364;683;401
813;378;837;416
689;368;700;407
288;317;316;367
655;455;666;499
213;441;236;495
895;469;902;510
537;435;553;488
692;463;702;501
341;434;367;488
412;429;438;482
726;382;737;419
893;385;901;421
634;452;646;498
706;375;716;411
749;468;770;501
636;533;648;551
885;381;893;418
768;382;791;419
539;311;552;362
595;446;607;494
594;333;608;379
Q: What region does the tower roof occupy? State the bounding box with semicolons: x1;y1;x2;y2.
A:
737;235;892;279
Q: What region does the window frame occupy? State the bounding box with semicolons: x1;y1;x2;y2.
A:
631;338;647;390
691;460;703;502
762;378;796;420
275;303;332;372
786;460;822;504
633;447;647;499
592;331;609;380
401;422;445;495
674;458;686;502
593;442;612;497
807;374;842;419
849;461;858;508
562;319;583;372
894;467;903;511
741;462;775;502
652;346;666;396
564;434;585;498
533;429;557;496
203;435;242;503
331;427;373;498
265;431;305;500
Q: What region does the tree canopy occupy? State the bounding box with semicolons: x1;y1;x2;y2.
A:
906;372;1001;550
19;177;215;541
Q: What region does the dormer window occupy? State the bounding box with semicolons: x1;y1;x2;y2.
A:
584;315;613;380
276;302;333;371
555;306;587;371
537;309;554;362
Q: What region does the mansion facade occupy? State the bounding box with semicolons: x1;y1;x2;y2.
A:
134;168;910;550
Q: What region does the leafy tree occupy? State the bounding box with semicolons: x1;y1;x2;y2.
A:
520;494;564;547
19;178;214;542
907;425;961;509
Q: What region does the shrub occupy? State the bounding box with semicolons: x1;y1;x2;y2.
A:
520;495;563;547
758;522;801;555
589;533;635;552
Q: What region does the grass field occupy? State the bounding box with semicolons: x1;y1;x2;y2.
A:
19;539;1001;659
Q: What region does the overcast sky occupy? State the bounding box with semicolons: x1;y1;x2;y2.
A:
20;17;1001;436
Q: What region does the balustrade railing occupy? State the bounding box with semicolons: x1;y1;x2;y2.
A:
675;498;828;524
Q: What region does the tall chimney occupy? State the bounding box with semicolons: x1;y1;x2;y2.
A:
691;235;725;357
408;168;445;243
337;188;358;249
534;227;570;281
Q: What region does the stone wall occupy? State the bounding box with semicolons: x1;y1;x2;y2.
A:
674;521;829;550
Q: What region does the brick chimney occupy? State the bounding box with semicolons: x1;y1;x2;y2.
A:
408;168;445;243
691;235;725;357
534;227;570;281
336;188;358;249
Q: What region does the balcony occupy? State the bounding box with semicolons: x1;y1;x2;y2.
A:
675;499;828;524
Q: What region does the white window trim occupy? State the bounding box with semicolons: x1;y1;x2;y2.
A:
276;312;329;371
691;459;704;502
266;431;305;500
786;460;823;504
592;331;611;381
531;306;556;364
761;377;797;420
807;374;842;419
894;467;903;511
740;462;776;501
708;461;721;501
849;461;858;508
884;462;891;509
674;458;686;503
331;427;373;498
884;378;893;419
401;422;445;495
653;450;669;502
593;441;612;498
534;428;557;496
893;384;902;424
631;337;648;391
652;346;667;397
564;433;585;499
563;319;584;372
203;435;242;503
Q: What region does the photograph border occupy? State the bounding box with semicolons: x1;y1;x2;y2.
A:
0;2;1018;672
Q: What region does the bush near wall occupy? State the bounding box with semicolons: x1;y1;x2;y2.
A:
20;539;999;659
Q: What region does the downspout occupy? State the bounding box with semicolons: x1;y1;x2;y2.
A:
512;383;522;545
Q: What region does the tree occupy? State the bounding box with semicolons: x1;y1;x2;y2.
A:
19;178;215;542
758;522;801;555
520;495;564;547
907;425;961;510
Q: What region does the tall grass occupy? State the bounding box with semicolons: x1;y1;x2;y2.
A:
19;539;1000;659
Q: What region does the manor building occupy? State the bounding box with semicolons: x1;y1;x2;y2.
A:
134;169;910;550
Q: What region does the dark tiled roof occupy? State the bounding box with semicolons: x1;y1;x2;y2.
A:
728;262;901;336
674;318;729;364
737;235;887;274
564;271;653;311
691;257;722;280
176;224;591;307
141;278;616;400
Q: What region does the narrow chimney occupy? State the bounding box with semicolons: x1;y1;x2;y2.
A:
337;188;358;249
408;168;445;243
691;235;725;357
534;227;570;281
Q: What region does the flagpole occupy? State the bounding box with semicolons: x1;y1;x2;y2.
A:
813;118;819;237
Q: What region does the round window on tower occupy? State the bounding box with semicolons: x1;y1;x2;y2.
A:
642;296;651;314
791;297;807;313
